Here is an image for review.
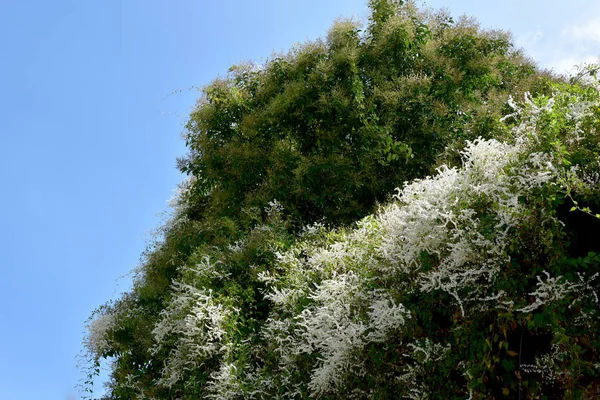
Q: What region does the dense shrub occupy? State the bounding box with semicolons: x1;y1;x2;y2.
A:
81;2;600;399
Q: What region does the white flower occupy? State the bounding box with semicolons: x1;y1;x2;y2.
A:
84;311;116;356
151;282;233;387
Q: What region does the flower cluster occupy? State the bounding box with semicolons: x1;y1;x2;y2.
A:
84;311;116;356
151;278;235;387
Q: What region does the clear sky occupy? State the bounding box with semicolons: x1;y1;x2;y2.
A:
0;1;598;399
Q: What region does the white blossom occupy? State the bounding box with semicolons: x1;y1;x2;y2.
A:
518;270;599;313
205;362;243;400
151;282;233;387
520;343;568;383
84;311;116;356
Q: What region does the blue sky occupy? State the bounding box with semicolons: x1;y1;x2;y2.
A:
0;1;598;399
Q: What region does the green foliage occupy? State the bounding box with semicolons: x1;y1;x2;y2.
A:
177;1;546;228
79;2;600;399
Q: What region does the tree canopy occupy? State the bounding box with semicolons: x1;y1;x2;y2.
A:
177;0;550;228
81;1;600;399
